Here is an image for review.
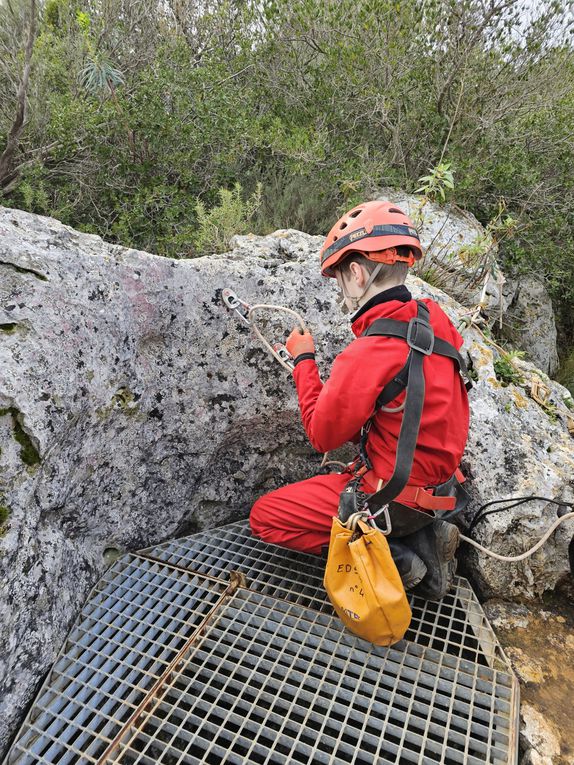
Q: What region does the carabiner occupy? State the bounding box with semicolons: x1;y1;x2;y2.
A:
272;343;294;370
222;288;251;327
367;505;392;535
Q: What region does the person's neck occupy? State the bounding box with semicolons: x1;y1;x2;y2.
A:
350;283;412;324
357;280;402;308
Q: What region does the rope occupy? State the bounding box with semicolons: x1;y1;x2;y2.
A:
460;512;574;562
248;303;306;373
245;296;574;562
320;453;348;471
248;302;348;472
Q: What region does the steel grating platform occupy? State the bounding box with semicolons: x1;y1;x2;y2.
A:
5;521;519;765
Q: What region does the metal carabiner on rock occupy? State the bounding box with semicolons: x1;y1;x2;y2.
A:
222;287;298;373
222;288;251;327
272;343;294;370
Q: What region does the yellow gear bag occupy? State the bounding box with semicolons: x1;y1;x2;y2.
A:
323;516;411;646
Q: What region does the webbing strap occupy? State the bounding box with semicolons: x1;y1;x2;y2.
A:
363;317;470;379
365;338;427;512
321;223;420;264
359;300;470;515
375;359;410;409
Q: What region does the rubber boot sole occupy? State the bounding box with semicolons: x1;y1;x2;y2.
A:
388;538;428;590
413;521;460;601
401;557;427;590
439;521;460;562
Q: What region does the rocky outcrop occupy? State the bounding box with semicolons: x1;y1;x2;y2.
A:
379;191;561;375
502;275;560;376
520;705;563;765
1;205;573;756
377;189;510;313
484;589;574;765
457;342;574;598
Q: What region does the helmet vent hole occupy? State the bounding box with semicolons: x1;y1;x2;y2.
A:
339;222;347;230
349;210;362;218
388;207;404;214
333;235;338;241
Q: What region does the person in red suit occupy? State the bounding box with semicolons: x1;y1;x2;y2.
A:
250;200;470;599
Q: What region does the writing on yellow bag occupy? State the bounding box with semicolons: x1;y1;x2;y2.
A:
323;516;411;645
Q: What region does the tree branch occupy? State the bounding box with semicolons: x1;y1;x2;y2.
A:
0;0;37;189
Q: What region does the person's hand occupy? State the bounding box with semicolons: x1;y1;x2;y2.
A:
286;327;315;359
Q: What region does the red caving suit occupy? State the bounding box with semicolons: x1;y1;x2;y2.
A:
250;285;470;555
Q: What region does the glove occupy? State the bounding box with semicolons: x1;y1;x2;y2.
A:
286;327;315;364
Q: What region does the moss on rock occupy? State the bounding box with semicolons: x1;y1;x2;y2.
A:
0;407;41;467
0;502;10;536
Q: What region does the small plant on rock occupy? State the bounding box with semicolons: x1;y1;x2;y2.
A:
415;162;455;202
0;500;9;536
494;350;525;387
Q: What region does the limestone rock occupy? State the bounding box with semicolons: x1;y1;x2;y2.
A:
520;704;562;765
483;600;532;630
459;338;574;598
377;191;561;382
1;205;573;756
376;189;511;312
482;590;574;765
502;275;560;376
506;647;547;685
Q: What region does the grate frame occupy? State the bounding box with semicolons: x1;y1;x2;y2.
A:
6;558;227;765
111;590;516;765
5;521;519;765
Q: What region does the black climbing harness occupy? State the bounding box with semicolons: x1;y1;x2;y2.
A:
339;300;473;533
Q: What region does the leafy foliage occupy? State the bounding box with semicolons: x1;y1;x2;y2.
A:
192;182;262;256
1;0;574;343
80;58;125;95
416;163;455;202
494;351;526;387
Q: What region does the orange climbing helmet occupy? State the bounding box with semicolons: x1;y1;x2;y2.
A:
320;200;423;277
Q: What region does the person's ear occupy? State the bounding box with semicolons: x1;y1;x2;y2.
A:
349;260;366;288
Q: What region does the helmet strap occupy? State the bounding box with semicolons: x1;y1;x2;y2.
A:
339;262;384;312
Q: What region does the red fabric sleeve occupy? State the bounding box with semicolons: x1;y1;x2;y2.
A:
292;341;391;453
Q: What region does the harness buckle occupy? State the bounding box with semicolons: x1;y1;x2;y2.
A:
406;316;434;355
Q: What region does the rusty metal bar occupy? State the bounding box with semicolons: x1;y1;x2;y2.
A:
96;571;245;765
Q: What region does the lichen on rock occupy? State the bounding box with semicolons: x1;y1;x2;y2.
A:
0;203;573;759
0;406;41;467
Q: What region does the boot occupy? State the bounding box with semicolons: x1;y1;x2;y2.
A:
388;538;427;590
404;520;460;600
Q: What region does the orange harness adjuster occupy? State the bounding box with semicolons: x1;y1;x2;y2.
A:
363;470;457;511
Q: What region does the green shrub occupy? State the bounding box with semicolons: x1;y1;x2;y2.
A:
191;182;262;256
252;169;339;235
2;0;574;342
556;348;574;397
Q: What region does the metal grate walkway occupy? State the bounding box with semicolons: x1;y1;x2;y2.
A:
5;521;519;765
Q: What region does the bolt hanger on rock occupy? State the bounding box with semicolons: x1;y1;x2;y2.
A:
221;287;347;472
222;287;309;373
